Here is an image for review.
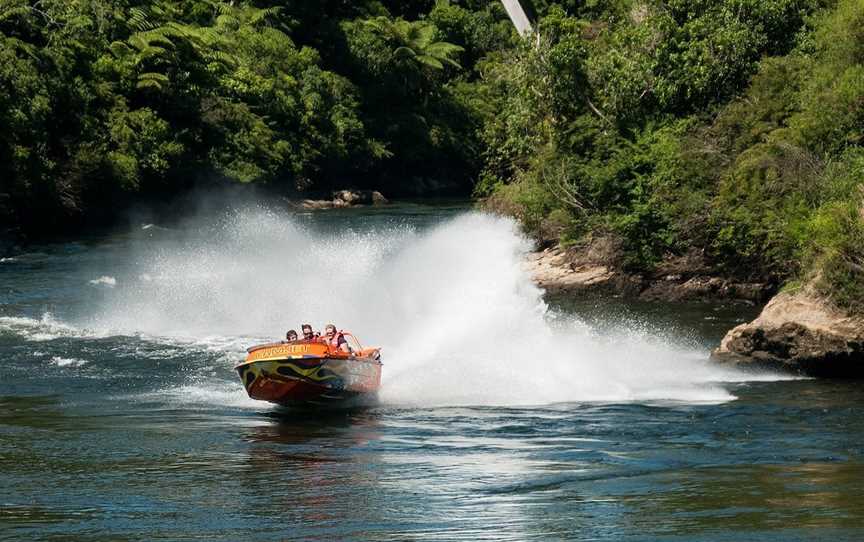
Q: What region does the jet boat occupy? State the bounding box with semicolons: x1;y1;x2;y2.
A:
235;333;382;407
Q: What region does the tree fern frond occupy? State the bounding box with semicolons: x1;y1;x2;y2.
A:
249;6;281;26
128;7;157;32
138;72;169;82
4;36;38;60
0;5;31;23
136;30;175;49
392;19;413;38
195;27;223;46
441;56;462;69
128;34;148;51
162;22;199;41
415;54;444;70
363;16;391;35
214;2;234;16
426;42;464;57
393;46;417;59
109;40;132;58
413;23;436;48
205;50;237;68
215;13;240;30
137;45;167;60
136;78;164;90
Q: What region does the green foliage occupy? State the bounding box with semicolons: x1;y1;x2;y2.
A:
428;1;515;66
339;10;488;193
363;17;464;70
808;196;864;312
523;0;631;21
2;0;488;232
790;0;864;154
485;157;562;239
709;140;815;277
481;0;864;313
3;0;863;314
107;106;184;188
710;55;807;155
584;0;817;122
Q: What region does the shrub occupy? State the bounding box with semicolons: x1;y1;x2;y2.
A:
808;197;864;312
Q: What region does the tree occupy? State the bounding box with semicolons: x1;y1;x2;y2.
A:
364;17;463;71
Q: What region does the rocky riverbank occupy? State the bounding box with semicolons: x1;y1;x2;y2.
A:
526;242;864;377
712;289;864;377
525;244;771;303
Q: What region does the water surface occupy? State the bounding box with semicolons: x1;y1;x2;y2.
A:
2;203;862;540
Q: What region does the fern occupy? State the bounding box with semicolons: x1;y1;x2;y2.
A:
136;30;176;49
0;4;31;24
138;72;169;82
108;41;133;61
206;50;238;68
412;23;436;49
3;36;38;60
214;3;234;17
416;55;445;70
248;6;282;26
215;13;240;30
128;7;157;32
136;72;170;90
364;17;462;71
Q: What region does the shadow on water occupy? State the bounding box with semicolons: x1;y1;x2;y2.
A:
233;408;389;539
635;461;864;532
0;395;101;431
247;407;383;447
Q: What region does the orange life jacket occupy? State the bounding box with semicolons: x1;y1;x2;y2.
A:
326;332;345;350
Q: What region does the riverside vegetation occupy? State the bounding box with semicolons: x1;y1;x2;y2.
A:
0;0;513;234
1;0;863;318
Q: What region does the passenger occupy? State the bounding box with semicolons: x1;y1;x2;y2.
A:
301;323;316;341
285;329;298;341
323;323;350;353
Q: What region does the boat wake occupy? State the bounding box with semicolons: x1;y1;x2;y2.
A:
0;313;98;342
136;381;263;410
3;207;792;407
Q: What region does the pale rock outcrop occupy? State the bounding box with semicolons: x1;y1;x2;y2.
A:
525;244;768;302
713;290;864;376
523;246;638;296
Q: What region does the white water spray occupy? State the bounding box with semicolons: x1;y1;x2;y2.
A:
81;207;765;406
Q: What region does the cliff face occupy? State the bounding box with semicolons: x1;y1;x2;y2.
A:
712;291;864;377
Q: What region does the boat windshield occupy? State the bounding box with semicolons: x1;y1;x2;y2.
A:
343;333;363;353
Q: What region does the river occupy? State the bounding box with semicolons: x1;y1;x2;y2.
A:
2;202;863;540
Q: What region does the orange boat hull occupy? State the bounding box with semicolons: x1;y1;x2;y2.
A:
236;340;382;407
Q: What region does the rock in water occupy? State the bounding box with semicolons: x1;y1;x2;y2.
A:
332;190;388;206
299;190;388;210
713;290;864;377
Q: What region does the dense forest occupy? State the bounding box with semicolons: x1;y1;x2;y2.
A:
479;0;864;312
1;0;863;311
0;0;512;225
